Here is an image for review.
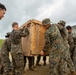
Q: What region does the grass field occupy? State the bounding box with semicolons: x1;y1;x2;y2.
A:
0;39;4;48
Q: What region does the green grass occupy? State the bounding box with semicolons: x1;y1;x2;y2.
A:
0;39;4;48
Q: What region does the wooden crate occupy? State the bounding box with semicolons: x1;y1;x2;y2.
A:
20;19;48;56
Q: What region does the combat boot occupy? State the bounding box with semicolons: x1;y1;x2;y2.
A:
36;63;42;66
29;67;34;71
43;61;46;66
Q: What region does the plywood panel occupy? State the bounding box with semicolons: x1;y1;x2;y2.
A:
21;19;49;56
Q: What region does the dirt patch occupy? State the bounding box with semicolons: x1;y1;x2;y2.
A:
23;56;49;75
24;65;49;75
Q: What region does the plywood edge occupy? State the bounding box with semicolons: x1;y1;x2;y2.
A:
31;19;42;25
20;19;42;28
20;20;31;28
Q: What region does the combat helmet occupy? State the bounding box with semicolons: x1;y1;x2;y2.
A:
58;20;66;26
42;18;51;25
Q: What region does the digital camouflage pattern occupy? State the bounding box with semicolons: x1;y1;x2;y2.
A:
73;37;76;70
0;50;3;75
10;28;29;75
10;28;29;45
58;20;66;26
57;24;68;40
68;33;74;51
43;24;67;75
11;43;24;75
1;38;11;75
42;18;51;25
57;24;75;74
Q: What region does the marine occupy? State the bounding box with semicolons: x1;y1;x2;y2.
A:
10;22;29;75
0;3;7;75
1;32;11;75
57;21;75;75
66;26;74;60
41;18;67;75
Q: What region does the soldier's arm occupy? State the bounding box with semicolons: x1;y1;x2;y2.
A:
73;37;76;47
43;32;50;52
57;24;66;33
57;24;63;30
19;28;29;37
57;24;68;40
63;28;69;40
68;34;74;51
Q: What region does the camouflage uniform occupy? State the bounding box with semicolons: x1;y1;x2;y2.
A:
42;18;67;75
68;33;74;60
1;36;11;75
57;21;75;73
10;28;29;75
73;37;76;70
0;50;3;75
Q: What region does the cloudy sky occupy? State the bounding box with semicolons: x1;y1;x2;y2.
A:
0;0;76;39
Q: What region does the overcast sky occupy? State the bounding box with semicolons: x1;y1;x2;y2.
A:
0;0;76;39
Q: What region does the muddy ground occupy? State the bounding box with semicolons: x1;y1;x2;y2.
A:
23;56;76;75
23;56;49;75
24;65;49;75
9;55;76;75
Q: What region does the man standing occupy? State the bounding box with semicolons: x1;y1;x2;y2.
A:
57;22;75;75
0;3;6;75
66;26;76;71
1;32;11;75
10;22;29;75
66;26;74;60
41;18;67;75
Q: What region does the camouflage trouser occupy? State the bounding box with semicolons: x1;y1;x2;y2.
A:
48;52;67;75
63;42;75;72
1;54;10;75
11;53;24;75
73;47;76;70
0;61;3;75
64;49;75;72
2;64;10;75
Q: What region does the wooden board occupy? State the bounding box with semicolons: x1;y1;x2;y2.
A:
21;19;49;56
